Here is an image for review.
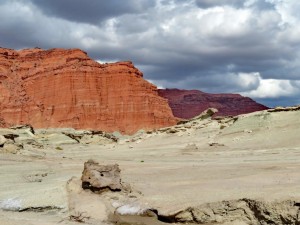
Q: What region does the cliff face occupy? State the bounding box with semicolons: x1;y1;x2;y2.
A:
158;89;268;119
0;47;177;134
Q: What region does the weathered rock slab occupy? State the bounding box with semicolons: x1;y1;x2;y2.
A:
81;160;122;192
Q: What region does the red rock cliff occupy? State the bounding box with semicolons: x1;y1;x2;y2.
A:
0;47;177;134
158;89;268;119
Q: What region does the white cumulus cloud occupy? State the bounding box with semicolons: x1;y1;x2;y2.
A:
240;74;300;98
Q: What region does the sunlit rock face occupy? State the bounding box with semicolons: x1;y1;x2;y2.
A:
0;47;177;134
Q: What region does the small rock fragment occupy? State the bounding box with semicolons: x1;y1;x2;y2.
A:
209;142;225;147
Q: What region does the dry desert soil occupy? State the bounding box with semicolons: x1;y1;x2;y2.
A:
1;108;300;225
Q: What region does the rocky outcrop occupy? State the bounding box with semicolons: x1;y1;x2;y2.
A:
0;125;37;154
158;89;268;119
63;130;118;144
161;199;300;224
268;105;300;112
0;47;177;134
81;160;122;192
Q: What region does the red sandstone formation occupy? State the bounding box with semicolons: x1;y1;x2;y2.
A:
158;89;268;119
0;47;177;134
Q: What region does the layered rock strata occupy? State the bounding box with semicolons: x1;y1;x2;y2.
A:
0;47;177;134
158;89;268;119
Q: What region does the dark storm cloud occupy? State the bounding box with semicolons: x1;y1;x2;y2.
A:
0;1;81;49
195;0;244;8
252;1;275;11
30;0;156;24
0;1;40;49
195;0;274;10
1;0;300;107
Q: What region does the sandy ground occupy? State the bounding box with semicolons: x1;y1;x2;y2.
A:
1;109;300;224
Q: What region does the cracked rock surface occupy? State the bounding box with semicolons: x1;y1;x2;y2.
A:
81;160;122;192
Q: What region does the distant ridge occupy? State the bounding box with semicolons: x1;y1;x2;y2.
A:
158;89;268;119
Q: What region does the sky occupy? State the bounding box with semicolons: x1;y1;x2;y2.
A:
1;0;300;107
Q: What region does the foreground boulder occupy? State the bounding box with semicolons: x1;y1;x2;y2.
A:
0;47;177;134
81;160;122;192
